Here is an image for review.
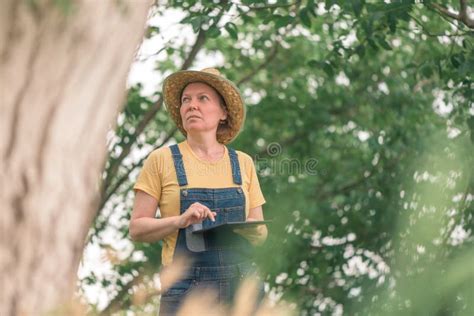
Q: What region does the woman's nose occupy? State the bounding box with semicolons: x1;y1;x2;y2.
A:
189;101;198;110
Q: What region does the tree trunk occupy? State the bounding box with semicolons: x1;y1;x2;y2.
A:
0;1;152;315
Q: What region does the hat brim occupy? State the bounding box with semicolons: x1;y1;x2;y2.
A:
162;70;245;144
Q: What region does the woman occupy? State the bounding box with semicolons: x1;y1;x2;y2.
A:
129;68;268;315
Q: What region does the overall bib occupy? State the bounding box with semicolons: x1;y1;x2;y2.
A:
159;144;263;315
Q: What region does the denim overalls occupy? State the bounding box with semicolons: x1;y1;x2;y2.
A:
159;144;263;315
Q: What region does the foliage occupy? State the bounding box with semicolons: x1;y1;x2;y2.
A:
79;1;473;315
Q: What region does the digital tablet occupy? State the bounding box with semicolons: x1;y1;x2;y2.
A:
191;220;273;234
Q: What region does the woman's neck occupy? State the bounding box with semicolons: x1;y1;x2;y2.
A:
186;135;225;161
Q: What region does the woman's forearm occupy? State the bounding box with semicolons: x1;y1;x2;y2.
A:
129;216;181;243
234;218;268;246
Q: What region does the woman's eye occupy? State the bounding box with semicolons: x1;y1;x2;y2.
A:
182;97;190;103
199;95;208;101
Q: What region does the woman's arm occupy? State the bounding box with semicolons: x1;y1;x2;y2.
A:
129;190;216;243
247;205;268;242
247;205;265;221
129;190;181;243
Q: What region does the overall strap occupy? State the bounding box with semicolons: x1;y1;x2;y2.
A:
228;147;242;185
170;144;188;186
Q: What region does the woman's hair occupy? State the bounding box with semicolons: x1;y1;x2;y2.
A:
180;82;231;141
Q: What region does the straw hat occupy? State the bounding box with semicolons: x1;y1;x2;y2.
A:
162;68;245;144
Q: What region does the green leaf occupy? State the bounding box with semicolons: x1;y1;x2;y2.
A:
307;59;334;77
307;60;320;68
225;22;238;40
145;26;160;39
458;59;473;77
207;25;221;38
367;38;378;50
355;45;365;58
179;15;192;24
467;116;474;130
299;8;312;28
306;1;318;17
322;62;334;77
325;0;337;10
190;16;203;33
388;14;397;34
376;36;392;50
361;19;373;36
419;63;433;78
351;0;365;17
275;15;294;29
450;53;464;68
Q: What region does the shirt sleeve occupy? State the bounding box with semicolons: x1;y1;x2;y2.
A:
133;151;162;201
247;155;266;209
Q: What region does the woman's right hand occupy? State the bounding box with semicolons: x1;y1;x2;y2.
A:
177;202;216;228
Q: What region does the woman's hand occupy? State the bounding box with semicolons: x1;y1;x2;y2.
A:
233;206;268;246
178;202;216;228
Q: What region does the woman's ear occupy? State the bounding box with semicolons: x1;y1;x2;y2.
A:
221;108;228;121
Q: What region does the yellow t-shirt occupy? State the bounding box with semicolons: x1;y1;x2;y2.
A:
133;140;266;266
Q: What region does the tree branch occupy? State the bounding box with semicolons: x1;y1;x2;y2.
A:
101;127;178;211
237;1;299;11
87;128;178;244
182;28;207;70
237;44;279;86
431;3;460;20
430;0;474;29
408;13;465;37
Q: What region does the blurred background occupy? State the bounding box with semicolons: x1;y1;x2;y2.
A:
68;0;474;315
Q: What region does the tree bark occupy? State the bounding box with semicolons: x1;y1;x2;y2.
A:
0;1;152;315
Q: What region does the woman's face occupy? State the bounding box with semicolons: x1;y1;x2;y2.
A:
179;82;227;136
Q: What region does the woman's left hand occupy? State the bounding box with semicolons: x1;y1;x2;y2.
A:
233;206;268;246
